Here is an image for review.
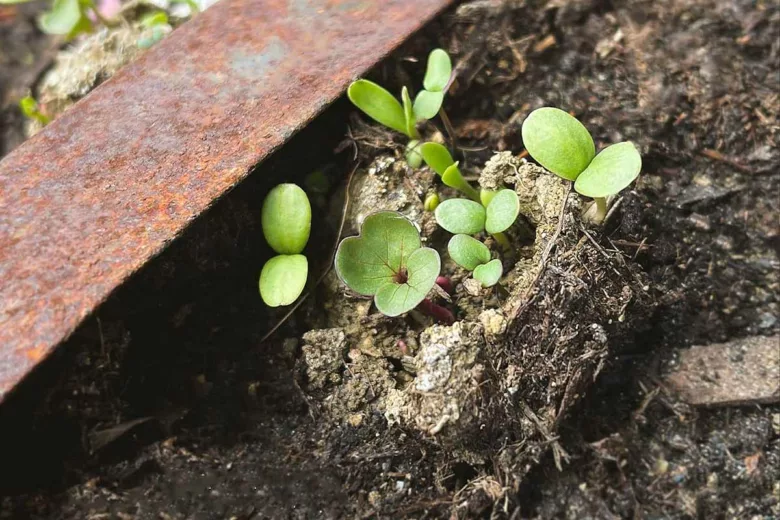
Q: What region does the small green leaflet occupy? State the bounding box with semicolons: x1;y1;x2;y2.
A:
574;142;642;198
347;80;409;137
448;234;490;270
420;142;454;175
413;90;444;121
485;189;520;234
473;259;502;287
423;49;451;92
521;107;595;181
39;0;85;35
259;254;308;307
435;199;486;235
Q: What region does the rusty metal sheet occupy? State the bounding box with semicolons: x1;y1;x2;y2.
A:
0;0;454;402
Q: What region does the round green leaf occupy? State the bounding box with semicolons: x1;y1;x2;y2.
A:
413;90;444;122
521;107;595;181
435;199;486;234
259;254;308;307
574;142;642;198
420;142;454;175
485;189;520;234
347;80;408;136
448;234;490;270
473;259;502;287
423;49;452;92
39;0;83;35
335;211;421;296
262;183;311;254
375;247;440;316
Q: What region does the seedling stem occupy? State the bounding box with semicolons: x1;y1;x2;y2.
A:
491;232;511;252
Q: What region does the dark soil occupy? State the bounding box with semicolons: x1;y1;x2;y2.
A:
1;0;779;518
0;0;53;157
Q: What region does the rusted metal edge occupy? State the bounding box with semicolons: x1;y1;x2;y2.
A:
0;0;454;402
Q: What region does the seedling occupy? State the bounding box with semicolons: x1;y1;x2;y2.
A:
19;96;50;126
521;107;642;224
435;188;519;251
335;211;441;317
347;49;454;168
446;234;504;288
420;142;480;202
259;184;311;307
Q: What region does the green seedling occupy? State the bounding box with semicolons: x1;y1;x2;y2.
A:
424;192;440;212
412;49;452;121
347;49;454;168
259;184;311;307
435;189;519;250
420;142;480;202
348;80;421;166
335;211;441;317
521;107;642;224
446;234;504;288
19;96;50;126
1;0;112;38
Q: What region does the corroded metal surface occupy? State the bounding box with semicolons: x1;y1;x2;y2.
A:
0;0;453;401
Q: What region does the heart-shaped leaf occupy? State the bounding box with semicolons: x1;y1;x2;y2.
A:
448;234;490;270
521;107;595;181
420;142;454;175
375;247;440;316
335;212;441;316
413;90;444;121
348;80;408;136
259;254;308;307
262;183;311;255
485;189;520;234
574;142;642;198
473;259;502;287
39;0;84;35
435;199;486;234
423;49;452;92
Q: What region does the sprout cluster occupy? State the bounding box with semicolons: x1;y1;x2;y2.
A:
259;184;311;307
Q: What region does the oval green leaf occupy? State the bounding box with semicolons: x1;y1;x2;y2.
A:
262;183;311;254
521;107;595;181
420;142;454;176
259;254;308;307
405;139;423;169
335;211;421;296
375;247;440;316
347;79;408;136
423;49;452;92
473;259;502;287
448;234;490;270
574;142;642;198
413;90;444;121
485;189;520;234
39;0;83;35
435;199;486;234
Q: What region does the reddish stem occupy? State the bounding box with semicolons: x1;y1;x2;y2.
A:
416;298;455;325
436;276;453;295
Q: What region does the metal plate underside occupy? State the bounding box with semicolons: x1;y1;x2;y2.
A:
0;0;453;401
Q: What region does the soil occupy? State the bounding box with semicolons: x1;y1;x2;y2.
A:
1;0;779;518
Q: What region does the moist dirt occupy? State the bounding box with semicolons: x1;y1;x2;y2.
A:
1;0;779;518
